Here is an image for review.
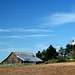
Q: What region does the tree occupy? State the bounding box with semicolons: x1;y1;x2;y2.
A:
42;49;46;61
36;51;42;59
45;45;58;61
36;45;59;61
59;47;65;58
69;51;74;59
72;45;75;59
65;44;72;59
58;44;73;59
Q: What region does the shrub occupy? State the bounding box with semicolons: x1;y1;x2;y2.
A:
0;62;3;65
49;59;57;63
57;58;67;63
45;59;58;64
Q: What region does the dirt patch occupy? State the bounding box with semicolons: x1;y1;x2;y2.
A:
0;62;75;75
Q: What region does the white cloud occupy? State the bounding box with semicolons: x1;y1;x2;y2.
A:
36;44;48;50
41;13;75;27
0;42;4;45
0;42;13;47
0;44;48;52
0;29;9;32
0;48;38;53
6;10;31;12
0;48;28;52
14;28;53;32
0;28;53;32
0;36;21;38
24;34;52;37
0;34;56;38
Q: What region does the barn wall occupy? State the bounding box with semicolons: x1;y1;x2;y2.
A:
3;53;22;64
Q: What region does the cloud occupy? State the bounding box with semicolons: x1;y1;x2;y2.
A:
19;29;53;32
36;44;48;50
0;48;27;52
0;48;38;53
0;36;21;38
24;34;54;37
0;28;53;32
0;42;13;47
0;34;56;38
0;42;5;45
0;29;9;32
6;10;31;12
41;13;75;27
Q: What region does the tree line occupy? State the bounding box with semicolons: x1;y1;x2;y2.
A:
36;44;74;62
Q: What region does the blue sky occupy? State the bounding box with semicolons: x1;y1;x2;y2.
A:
0;0;75;62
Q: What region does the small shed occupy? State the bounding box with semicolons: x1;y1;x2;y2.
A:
2;52;42;66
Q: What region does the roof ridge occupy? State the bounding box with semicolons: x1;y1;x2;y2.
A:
13;52;34;55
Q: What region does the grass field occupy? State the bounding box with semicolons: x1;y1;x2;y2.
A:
0;62;75;75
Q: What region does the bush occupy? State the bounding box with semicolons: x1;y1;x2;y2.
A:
44;59;58;64
49;59;57;63
0;62;3;65
57;58;67;63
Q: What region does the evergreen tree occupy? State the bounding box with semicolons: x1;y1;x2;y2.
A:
36;45;58;61
42;49;46;61
65;44;72;58
59;47;65;58
36;51;42;59
45;45;58;61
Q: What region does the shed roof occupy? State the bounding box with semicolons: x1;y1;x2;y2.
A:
13;52;42;62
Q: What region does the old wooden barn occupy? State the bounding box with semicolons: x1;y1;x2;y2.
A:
2;52;42;66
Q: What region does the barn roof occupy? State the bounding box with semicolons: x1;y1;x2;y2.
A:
13;52;42;62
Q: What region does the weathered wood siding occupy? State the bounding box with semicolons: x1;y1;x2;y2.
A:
3;52;22;64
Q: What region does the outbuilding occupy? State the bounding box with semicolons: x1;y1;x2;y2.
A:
2;52;42;66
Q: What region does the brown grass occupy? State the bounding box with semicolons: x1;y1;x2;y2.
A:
0;62;75;75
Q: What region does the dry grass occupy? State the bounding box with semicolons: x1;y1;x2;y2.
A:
0;62;75;75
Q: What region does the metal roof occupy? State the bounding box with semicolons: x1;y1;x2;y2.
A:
14;52;42;62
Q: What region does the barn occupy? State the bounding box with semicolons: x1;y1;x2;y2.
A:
2;52;42;66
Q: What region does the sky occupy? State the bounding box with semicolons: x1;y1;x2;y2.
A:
0;0;75;62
